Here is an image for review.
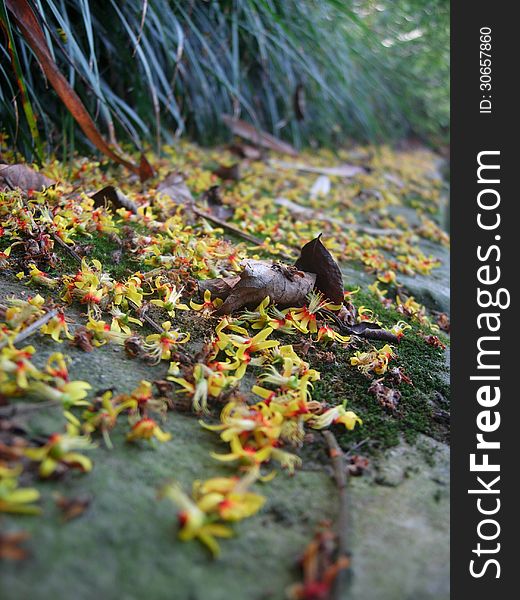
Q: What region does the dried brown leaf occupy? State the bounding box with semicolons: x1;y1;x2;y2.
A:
212;163;240;181
71;326;94;352
368;380;401;412
199;276;241;300
222;115;298;156
215;260;316;314
294;235;344;304
0;164;55;191
55;494;92;522
0;531;30;561
228;144;262;160
91;186;138;214
156;173;194;207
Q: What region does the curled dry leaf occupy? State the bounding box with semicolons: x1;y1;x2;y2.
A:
199;186;234;220
200;185;223;206
222;114;298;156
91;186;138;214
212;163;241;181
199;276;241;300
228;144;262;160
436;312;451;333
156;172;194;208
55;494;92;522
0;530;31;561
0;164;55;191
207;260;316;315
387;367;413;386
294;234;344;304
71;326;94;352
419;333;447;349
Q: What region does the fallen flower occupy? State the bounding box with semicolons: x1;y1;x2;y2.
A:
190;289;223;313
40;310;73;342
126;418;172;443
24;426;95;478
159;482;233;557
143;321;190;364
0;466;41;515
309;402;362;431
350;344;395;377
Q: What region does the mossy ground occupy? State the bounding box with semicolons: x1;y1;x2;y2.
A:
0;144;450;599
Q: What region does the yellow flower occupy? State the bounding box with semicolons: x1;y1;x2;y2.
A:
227;327;279;366
289;291;341;334
159;482;233;557
350;344;394;376
270;447;302;474
189;289;223;313
126;418;172;443
24;426;95;478
210;434;273;467
378;269;398;284
150;280;189;317
144;321;190;363
122;276;145;307
309;402;362;431
390;320;411;340
316;325;350;345
82;390;137;448
109;307;142;334
40;310;73;342
85;316;129;346
193;475;265;522
170;363;236;414
29;373;91;408
0;467;41;515
241;297;294;332
3;295;45;328
0;345;41;391
26;264;58;288
200;401;284;442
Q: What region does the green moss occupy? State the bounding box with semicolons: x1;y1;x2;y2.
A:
51;224;151;280
309;289;449;453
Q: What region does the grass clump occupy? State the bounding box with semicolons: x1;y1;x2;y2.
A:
1;0;449;160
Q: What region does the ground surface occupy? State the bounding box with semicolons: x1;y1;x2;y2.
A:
0;143;450;599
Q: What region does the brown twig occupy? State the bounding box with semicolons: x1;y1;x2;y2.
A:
51;232;83;262
0;308;58;349
322;430;351;600
0;400;58;418
128;300;163;334
193;206;264;245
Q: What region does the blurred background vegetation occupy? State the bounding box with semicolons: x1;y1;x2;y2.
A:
0;0;449;160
